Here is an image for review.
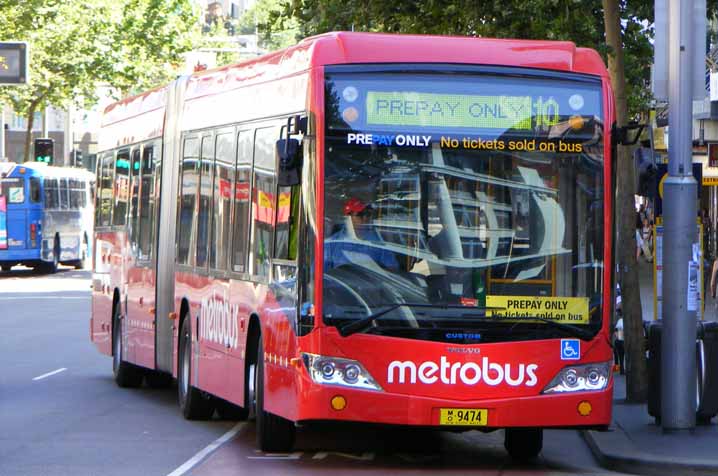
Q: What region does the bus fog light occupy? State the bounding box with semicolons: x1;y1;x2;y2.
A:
302;353;383;391
542;361;611;394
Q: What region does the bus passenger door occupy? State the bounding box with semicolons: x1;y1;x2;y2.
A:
126;145;160;369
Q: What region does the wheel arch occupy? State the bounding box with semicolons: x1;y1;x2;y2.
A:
177;297;191;353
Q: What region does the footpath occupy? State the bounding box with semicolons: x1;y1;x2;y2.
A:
582;259;718;476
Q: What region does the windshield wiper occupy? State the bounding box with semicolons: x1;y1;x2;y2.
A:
509;316;596;340
338;303;492;337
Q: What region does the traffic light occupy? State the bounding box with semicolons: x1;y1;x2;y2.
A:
34;138;54;165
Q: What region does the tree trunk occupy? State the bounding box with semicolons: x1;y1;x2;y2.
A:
603;0;648;402
23;99;40;163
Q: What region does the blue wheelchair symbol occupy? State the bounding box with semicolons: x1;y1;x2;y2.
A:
561;339;580;360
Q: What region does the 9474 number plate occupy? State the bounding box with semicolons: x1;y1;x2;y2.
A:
439;408;488;426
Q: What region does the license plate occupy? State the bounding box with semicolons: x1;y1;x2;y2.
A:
439;408;488;426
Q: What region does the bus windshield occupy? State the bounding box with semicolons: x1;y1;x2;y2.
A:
0;177;25;204
322;70;605;343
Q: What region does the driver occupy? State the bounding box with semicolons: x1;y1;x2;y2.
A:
325;198;399;271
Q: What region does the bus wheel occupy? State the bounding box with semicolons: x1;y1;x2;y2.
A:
255;337;295;452
112;305;143;388
178;317;214;419
504;428;543;462
42;237;60;274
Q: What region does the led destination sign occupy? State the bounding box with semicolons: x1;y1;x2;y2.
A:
366;92;561;130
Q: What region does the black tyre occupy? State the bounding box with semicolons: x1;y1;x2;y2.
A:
41;237;60;274
215;397;249;421
145;370;173;388
178;317;214;419
112;305;143;388
255;337;295;452
504;428;543;462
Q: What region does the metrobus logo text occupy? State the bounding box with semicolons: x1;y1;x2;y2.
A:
199;296;239;349
387;356;538;387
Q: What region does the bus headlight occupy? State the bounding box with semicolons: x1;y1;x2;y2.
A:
302;353;383;391
542;361;611;394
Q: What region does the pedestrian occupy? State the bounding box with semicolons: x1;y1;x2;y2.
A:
640;217;652;262
710;257;718;310
613;315;625;375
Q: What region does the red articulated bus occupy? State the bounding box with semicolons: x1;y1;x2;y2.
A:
91;31;615;460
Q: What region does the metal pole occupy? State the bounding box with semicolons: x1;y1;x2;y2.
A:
64;106;72;166
662;0;698;431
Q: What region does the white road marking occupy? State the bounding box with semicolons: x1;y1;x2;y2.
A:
247;452;303;460
32;368;67;381
312;451;375;461
166;422;245;476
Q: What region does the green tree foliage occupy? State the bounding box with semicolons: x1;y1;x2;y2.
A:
240;0;300;52
0;0;199;161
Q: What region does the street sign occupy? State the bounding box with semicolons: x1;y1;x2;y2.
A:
0;42;29;85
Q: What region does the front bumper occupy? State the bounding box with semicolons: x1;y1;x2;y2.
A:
296;380;613;428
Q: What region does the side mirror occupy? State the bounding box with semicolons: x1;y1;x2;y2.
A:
277;138;301;186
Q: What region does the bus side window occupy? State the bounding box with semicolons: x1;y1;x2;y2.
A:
129;148;142;250
44;178;58;210
274;184;300;261
98;153;114;226
196;135;214;270
59;178;69;210
251;127;279;278
113;149;130;226
177;137;199;266
138;142;158;261
79;180;87;208
30;177;42;203
210;131;234;271
231;130;252;273
69;179;84;209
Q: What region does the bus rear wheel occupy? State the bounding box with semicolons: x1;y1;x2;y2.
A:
504;428;543;462
41;237;60;274
255;337;295;452
112;305;143;388
178;317;214;419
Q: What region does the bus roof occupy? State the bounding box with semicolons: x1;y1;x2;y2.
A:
0;162;94;180
100;32;608;146
181;32;606;102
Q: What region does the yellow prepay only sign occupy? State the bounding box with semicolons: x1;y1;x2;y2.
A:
366;92;560;130
486;295;589;323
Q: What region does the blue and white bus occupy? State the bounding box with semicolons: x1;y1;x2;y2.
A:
0;162;94;273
